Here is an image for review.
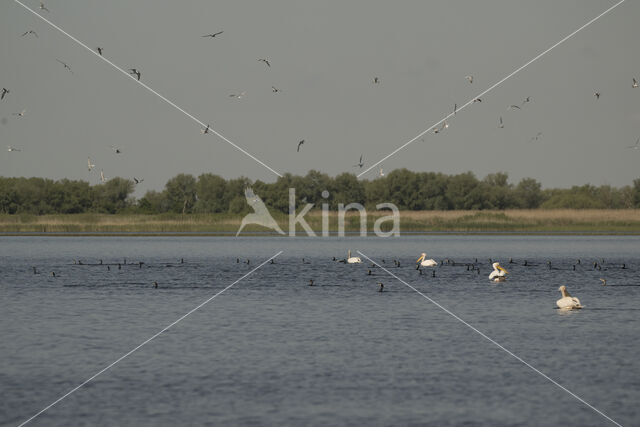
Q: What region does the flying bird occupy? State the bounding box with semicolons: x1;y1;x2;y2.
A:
521;96;531;106
473;98;482;103
229;91;246;99
508;104;521;110
453;103;457;115
100;169;106;183
498;116;504;128
354;155;364;168
373;77;380;84
87;157;95;171
128;68;141;81
96;47;103;56
594;91;600;99
378;167;385;177
133;177;144;184
297;140;304;152
465;75;473;84
56;59;73;74
1;88;9;100
202;31;223;38
528;132;543;143
21;30;38;38
7;145;21;152
39;2;49;12
626;137;640;150
110;145;122;154
433;121;449;134
633;78;638;88
258;58;271;67
271;86;281;93
201;124;210;134
12;109;26;117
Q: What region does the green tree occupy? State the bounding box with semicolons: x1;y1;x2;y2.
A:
194;173;228;213
514;178;543;209
165;174;197;214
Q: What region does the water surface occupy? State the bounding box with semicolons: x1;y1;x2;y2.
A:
1;236;638;426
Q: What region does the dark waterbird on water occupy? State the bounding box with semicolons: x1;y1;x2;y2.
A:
378;282;384;292
308;279;314;286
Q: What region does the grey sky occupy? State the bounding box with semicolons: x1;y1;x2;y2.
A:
1;0;638;197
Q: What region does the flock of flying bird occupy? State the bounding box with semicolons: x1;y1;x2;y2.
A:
3;1;640;184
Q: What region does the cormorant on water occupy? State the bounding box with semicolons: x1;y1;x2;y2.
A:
153;281;158;288
378;282;384;292
308;279;314;286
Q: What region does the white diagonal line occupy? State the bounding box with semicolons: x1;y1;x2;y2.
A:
357;251;623;427
18;250;283;427
12;0;283;178
358;0;626;177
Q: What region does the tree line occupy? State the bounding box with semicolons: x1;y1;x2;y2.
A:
1;170;639;215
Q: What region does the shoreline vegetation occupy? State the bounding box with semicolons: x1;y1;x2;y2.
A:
1;210;640;234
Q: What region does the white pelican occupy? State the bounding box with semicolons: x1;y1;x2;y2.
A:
100;169;106;183
87;157;95;171
417;253;437;267
347;250;361;264
489;262;508;282
556;285;583;309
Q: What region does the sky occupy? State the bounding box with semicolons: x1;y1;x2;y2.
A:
0;0;638;197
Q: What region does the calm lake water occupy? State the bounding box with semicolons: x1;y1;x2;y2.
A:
1;236;639;426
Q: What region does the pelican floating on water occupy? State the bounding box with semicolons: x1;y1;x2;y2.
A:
489;262;508;282
556;285;583;309
347;250;361;264
417;253;437;267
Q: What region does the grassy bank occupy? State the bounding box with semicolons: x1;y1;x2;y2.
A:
1;210;640;234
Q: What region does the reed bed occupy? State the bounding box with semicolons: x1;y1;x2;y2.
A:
0;210;639;233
